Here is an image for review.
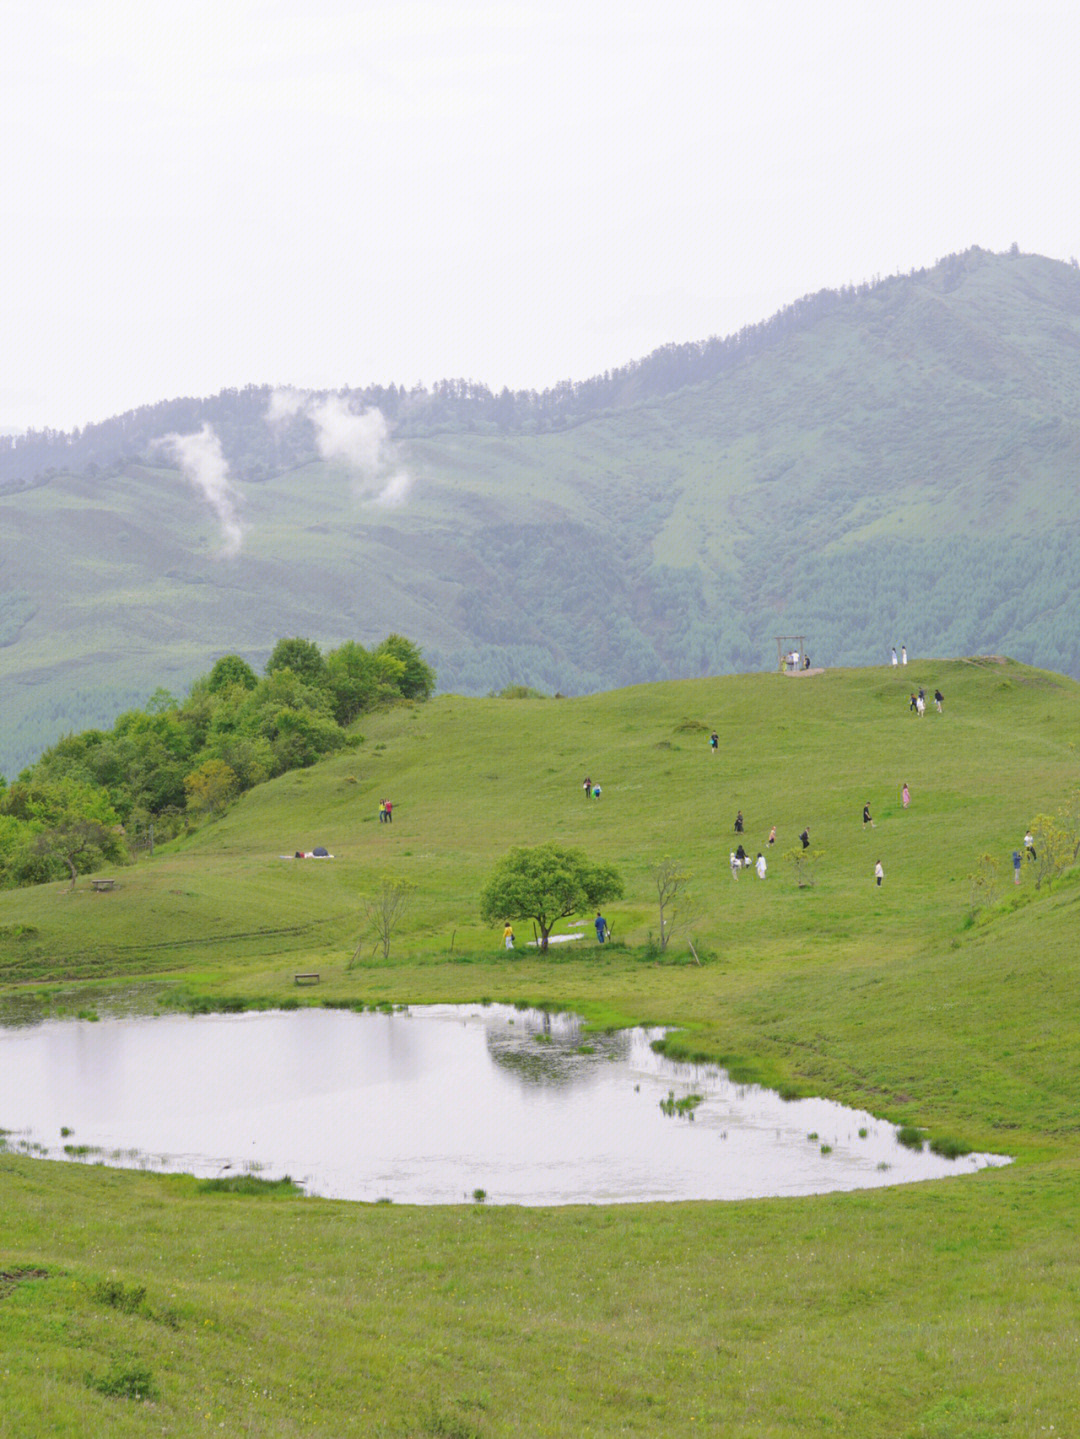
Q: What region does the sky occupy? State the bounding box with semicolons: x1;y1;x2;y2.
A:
2;0;1079;434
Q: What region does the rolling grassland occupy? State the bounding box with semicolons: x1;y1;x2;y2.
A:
2;658;1079;1436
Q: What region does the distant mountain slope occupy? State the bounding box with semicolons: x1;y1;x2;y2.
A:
2;245;1080;773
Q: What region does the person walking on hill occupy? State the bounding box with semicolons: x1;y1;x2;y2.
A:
378;799;387;823
594;911;609;943
583;776;591;800
503;922;515;950
730;851;740;880
1013;850;1022;885
756;852;767;879
592;784;602;800
934;689;944;713
874;860;884;887
1025;830;1036;861
735;843;747;868
734;810;744;834
709;731;718;753
800;827;810;850
891;647;898;666
767;825;776;847
902;782;910;809
863;803;875;829
384;800;393;822
902;645;908;665
915;693;925;717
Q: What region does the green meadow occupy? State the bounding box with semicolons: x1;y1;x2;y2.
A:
2;657;1080;1436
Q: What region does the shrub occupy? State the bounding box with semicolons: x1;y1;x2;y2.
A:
86;1362;159;1401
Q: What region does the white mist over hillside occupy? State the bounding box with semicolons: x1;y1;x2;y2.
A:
157;426;245;558
267;391;412;507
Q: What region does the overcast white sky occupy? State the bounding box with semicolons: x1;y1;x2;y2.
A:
2;0;1078;433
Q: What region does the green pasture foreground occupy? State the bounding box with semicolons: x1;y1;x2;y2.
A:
2;659;1080;1435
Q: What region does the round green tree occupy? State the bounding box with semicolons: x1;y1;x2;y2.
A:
479;842;623;951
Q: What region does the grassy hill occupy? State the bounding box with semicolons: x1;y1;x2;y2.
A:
4;247;1080;774
2;661;1080;1435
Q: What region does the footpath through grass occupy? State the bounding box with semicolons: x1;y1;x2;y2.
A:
2;658;1080;1436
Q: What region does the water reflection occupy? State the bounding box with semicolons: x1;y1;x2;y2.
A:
0;1004;1009;1205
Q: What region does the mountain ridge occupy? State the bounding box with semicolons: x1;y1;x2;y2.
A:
2;246;1079;773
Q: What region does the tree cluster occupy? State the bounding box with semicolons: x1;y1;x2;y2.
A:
0;633;434;889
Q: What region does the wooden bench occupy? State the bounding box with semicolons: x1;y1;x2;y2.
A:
90;878;115;892
294;972;320;985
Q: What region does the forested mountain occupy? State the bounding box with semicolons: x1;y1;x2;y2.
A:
3;245;1080;773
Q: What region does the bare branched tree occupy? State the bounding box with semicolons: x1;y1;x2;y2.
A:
351;877;416;964
650;858;702;952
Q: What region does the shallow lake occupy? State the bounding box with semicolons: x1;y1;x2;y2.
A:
0;1004;1009;1204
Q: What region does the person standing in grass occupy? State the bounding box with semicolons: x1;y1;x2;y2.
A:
1013;850;1023;885
378;799;387;823
902;782;910;809
902;645;908;665
891;647;898;666
594;911;608;943
874;860;884;886
503;922;515;950
800;827;810;849
384;800;393;823
934;689;944;713
1025;830;1036;860
756;852;767;879
730;851;740;880
583;776;591;800
734;810;744;833
767;824;776;847
709;731;718;753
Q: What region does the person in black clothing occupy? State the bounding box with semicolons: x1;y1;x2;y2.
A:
800;827;810;849
734;810;744;833
863;803;875;828
934;689;944;713
735;843;747;866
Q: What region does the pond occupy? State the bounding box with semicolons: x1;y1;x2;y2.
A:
0;1004;1009;1204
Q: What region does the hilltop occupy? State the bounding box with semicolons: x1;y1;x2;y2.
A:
3;246;1080;773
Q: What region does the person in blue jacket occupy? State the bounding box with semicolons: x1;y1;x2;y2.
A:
594;911;608;943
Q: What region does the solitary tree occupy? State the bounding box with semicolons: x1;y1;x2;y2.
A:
650;858;702;952
352;877;416;963
479;843;623;951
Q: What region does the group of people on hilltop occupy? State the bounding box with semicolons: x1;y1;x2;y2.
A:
891;645;908;666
